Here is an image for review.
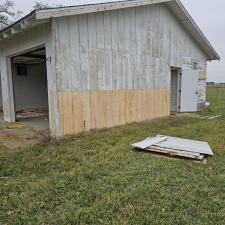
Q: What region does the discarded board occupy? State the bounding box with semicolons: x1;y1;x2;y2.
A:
132;136;167;150
132;135;214;162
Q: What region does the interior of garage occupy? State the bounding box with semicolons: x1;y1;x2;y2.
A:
0;77;2;112
0;77;3;114
170;68;181;113
11;47;49;122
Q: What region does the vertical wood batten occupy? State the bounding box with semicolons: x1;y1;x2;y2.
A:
58;89;170;136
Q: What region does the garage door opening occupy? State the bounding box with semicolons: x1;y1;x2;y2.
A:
170;68;181;113
11;47;49;125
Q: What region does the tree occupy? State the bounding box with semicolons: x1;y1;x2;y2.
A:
0;1;63;30
32;2;50;10
0;0;22;29
32;1;62;11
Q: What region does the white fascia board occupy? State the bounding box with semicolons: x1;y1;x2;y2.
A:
35;0;172;19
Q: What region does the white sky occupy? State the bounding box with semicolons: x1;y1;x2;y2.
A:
14;0;224;82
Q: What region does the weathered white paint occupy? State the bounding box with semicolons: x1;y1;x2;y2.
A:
157;136;214;156
132;136;168;149
0;56;16;122
53;4;207;93
12;63;48;111
35;0;219;61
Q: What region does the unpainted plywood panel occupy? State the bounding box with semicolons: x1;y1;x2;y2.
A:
59;88;170;136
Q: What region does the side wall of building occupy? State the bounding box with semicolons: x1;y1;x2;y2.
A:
53;3;207;136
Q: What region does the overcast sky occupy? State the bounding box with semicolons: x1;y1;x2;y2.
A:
14;0;224;82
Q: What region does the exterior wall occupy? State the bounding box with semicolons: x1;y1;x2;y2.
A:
53;3;207;136
12;63;48;111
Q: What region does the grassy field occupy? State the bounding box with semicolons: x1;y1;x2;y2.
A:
1;88;225;225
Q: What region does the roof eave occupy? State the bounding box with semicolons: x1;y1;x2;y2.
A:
166;0;220;61
0;0;220;62
0;11;50;41
35;0;172;19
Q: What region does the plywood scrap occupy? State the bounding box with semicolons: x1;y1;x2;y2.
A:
132;135;214;162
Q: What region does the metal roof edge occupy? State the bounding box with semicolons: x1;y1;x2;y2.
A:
35;0;172;19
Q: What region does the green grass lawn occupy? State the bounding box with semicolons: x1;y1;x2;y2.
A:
1;88;225;225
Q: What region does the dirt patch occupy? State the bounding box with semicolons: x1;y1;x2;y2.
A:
0;114;50;151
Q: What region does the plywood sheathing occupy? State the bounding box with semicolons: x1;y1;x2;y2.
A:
59;89;170;136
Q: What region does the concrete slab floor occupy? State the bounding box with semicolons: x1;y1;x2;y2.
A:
0;113;50;151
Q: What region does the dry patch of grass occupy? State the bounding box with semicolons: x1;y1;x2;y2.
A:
0;88;225;225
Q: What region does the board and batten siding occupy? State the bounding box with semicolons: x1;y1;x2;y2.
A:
52;3;207;136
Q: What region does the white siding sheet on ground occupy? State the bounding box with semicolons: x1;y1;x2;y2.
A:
156;136;214;156
132;136;168;149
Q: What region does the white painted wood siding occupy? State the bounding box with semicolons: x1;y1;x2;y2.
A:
53;3;207;92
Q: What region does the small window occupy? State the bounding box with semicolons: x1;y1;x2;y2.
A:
16;64;27;76
193;62;198;70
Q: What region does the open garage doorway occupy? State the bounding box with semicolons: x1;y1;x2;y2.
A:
11;47;49;128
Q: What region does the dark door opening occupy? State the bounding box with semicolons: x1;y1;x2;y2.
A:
170;68;181;113
0;75;3;113
11;47;49;123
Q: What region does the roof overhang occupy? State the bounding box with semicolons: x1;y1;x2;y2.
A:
0;0;220;61
0;12;50;40
165;0;220;61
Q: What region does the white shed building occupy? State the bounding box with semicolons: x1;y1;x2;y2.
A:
0;0;219;137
